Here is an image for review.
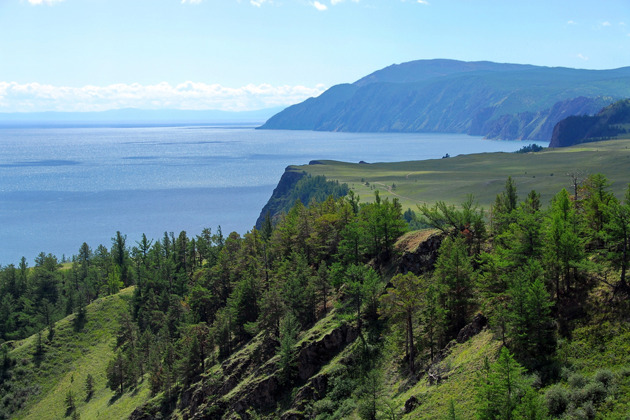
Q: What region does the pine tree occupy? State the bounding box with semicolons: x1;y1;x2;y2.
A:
434;235;474;336
85;373;94;401
381;272;423;373
543;188;584;299
65;390;76;414
476;347;527;420
278;312;300;384
602;184;630;290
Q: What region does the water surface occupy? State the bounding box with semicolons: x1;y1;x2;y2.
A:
0;125;546;264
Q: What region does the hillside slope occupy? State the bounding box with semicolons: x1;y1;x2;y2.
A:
550;99;630;147
259;59;630;140
1;287;151;420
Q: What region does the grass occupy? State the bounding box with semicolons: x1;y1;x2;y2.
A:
296;138;630;212
8;287;152;420
389;330;502;419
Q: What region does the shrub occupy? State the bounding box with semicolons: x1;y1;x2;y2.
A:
545;384;569;416
312;398;335;418
581;400;596;419
568;372;587;389
582;381;607;404
594;369;614;389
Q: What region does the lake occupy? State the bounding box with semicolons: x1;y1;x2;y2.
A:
0;125;546;264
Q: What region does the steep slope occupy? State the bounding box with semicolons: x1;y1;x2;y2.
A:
260;59;630;140
549;99;630;147
1;288;151;420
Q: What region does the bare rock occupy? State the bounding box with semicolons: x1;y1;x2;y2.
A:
456;313;487;343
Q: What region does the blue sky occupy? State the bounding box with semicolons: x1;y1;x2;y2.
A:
0;0;629;112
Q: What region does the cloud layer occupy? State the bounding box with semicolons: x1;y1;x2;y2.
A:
0;81;326;113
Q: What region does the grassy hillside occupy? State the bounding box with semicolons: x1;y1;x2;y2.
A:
296;138;630;212
4;287;151;420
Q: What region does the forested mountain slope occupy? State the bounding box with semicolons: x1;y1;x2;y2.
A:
550;99;630;147
2;142;630;419
259;59;630;141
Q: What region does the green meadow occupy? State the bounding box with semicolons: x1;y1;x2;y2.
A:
298;138;630;211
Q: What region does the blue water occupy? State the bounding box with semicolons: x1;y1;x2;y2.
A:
0;125;546;264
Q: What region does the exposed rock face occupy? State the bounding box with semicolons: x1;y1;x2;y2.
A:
395;230;446;276
148;321;359;420
404;395;420;413
255;168;306;229
456;313;488;343
295;323;358;382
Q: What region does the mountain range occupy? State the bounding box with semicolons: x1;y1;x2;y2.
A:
259;59;630;141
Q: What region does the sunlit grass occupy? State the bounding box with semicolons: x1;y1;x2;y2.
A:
298;138;630;212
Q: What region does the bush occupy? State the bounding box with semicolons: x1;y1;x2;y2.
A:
582;381;608;404
545;384;569;416
568;372;587;389
594;369;614;389
618;366;630;378
312;398;335;418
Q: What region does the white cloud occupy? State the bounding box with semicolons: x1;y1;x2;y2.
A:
601;21;612;27
250;0;269;7
27;0;64;5
577;53;589;61
0;81;327;113
181;0;203;4
312;1;328;11
331;0;360;5
567;20;577;25
417;0;429;4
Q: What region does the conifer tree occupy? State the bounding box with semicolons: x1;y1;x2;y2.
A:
434;236;474;335
602;184;630;290
476;347;527;420
85;373;94;401
278;312;300;384
381;272;423;373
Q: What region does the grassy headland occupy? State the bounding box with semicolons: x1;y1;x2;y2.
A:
296;138;630;211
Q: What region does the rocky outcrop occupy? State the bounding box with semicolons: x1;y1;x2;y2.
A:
456;313;488;343
395;230;445;276
168;320;359;420
295;323;358;381
255;168;306;228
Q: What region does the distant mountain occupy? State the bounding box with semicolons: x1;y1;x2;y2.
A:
549;99;630;147
0;107;284;126
259;59;630;141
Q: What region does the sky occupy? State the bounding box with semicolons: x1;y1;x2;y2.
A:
0;0;629;113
